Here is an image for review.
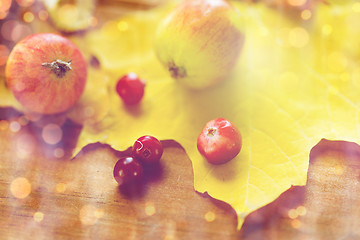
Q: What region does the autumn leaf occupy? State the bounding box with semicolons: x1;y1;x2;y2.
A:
2;0;360;231
241;139;360;239
56;1;360;229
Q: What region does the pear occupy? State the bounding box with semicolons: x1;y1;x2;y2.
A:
154;0;245;89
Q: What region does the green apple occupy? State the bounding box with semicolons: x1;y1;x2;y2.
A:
154;0;245;89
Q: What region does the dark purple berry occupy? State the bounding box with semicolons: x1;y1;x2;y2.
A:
116;73;145;105
113;157;143;186
132;135;163;164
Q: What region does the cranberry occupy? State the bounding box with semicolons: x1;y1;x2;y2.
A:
116;73;145;105
113;157;144;186
132;135;163;164
197;118;242;164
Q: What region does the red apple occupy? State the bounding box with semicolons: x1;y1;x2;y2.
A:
197;118;242;164
5;33;87;114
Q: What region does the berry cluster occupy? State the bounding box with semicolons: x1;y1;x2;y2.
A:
113;135;163;186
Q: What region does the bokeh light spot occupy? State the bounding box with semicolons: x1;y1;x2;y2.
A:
291;219;302;229
287;0;307;7
54;148;65;158
301;10;312;20
296;205;307;216
10;177;31;199
288;209;298;219
38;10;49;21
16;133;35;158
95;208;105;219
42;124;63;145
145;202;156;216
1;20;18;41
34;212;44;222
9;121;21;132
11;23;32;42
16;0;34;7
79;205;99;225
23;11;35;23
204;211;216;222
56;183;67;193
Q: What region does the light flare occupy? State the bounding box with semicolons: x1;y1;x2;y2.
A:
288;209;298;219
10;177;31;199
34;212;44;222
204;211;216;222
9;121;21;133
23;11;35;23
16;133;36;158
38;10;49;21
145;202;156;216
301;10;312;20
16;0;34;7
296;205;307;216
79;204;104;225
54;148;65;158
42;124;63;145
56;183;67;193
287;0;307;7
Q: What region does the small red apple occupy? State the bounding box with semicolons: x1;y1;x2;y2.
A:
197;118;242;164
5;33;87;114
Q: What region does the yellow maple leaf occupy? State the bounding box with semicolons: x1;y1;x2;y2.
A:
64;1;360;229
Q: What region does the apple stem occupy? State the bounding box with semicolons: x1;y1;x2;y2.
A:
168;61;186;79
42;59;72;78
207;128;217;137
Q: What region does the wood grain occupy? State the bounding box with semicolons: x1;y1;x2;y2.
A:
0;111;240;239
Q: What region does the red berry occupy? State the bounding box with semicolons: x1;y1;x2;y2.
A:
132;135;163;164
116;73;145;105
197;118;242;165
113;157;144;185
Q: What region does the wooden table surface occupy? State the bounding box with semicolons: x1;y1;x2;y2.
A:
1;108;360;240
0;109;241;240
